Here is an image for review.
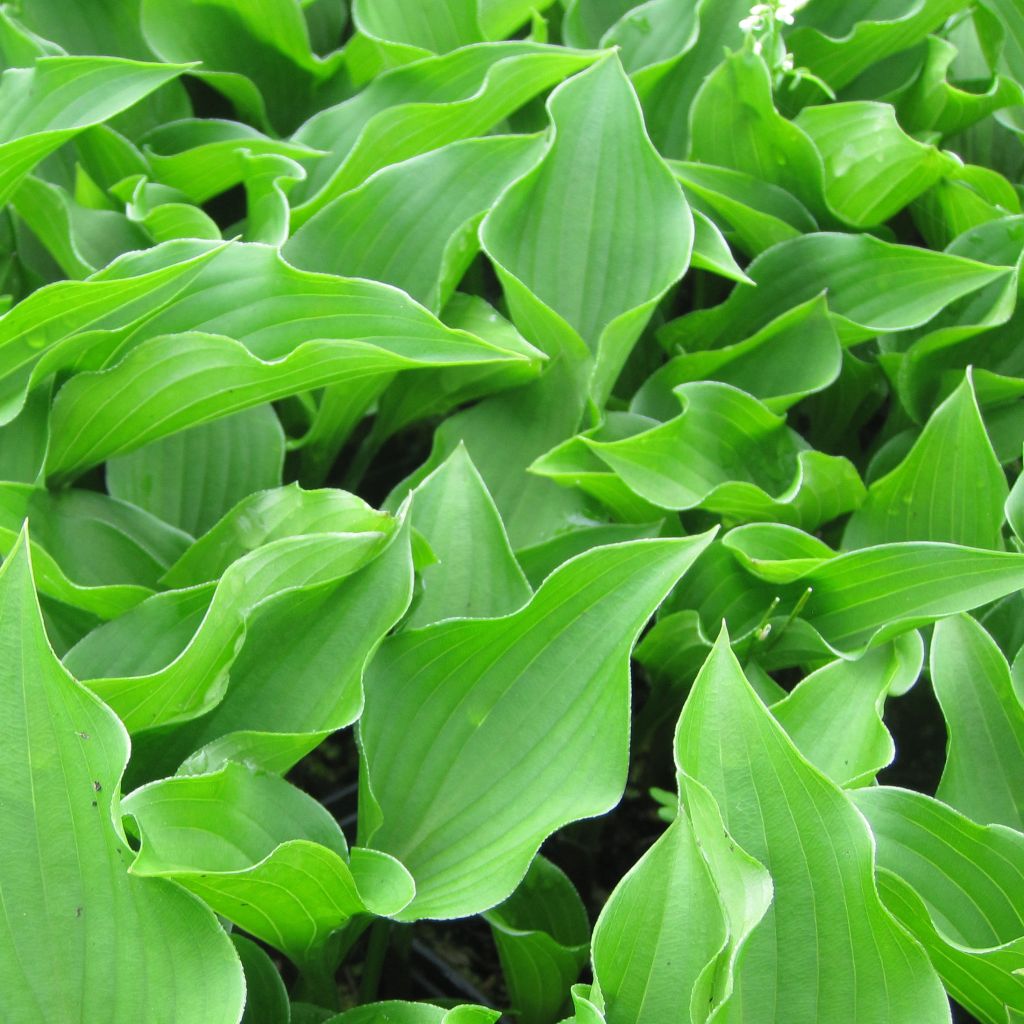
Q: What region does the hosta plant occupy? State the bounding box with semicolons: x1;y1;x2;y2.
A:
0;0;1023;1021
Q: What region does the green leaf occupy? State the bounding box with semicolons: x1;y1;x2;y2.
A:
290;43;597;224
359;531;715;919
148;514;414;780
0;529;245;1023
285;134;546;312
788;0;970;94
930;613;1024;830
0;56;187;207
328;1002;500;1024
44;243;542;480
794;101;957;227
0;483;190;618
533;382;865;531
771;632;924;787
73;505;394;733
480;53;693;401
726;524;1024;655
107;405;285;537
854;786;1024;1024
234;933;291;1024
632;296;841;415
140;0;344;132
484;857;590;1024
592;775;772;1024
406;444;530;628
659;232;1011;353
843;372;1008;549
124;762;415;975
670;160;818;257
675;630;950;1022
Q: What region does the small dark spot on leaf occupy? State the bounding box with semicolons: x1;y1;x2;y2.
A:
76;731;89;740
93;781;102;792
91;800;97;808
75;906;82;918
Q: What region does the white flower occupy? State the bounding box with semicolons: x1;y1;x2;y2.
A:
739;14;762;31
781;53;795;71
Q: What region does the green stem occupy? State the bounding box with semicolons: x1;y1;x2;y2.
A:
359;920;392;1004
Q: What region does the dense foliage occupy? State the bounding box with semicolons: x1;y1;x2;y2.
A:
1;0;1023;1021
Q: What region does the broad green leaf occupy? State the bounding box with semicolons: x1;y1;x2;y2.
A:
43;243;542;479
290;43;597;224
843;372;1008;549
285;134;546;311
930;613;1024;830
592;775;772;1024
632;296;841;416
675;630;951;1023
0;530;245;1023
12;174;147;279
788;0;970;94
0;237;224;426
162;517;413;779
726;524;1024;655
659;232;1011;352
140;0;344;132
854;787;1024;1024
687;48;827;219
484;857;590;1024
899;36;1024;137
124;762;415;977
0;483;189;618
392;354;595;550
634;0;750;158
141;118;322;203
534;382;865;531
107;405;285;537
406;445;530;628
77;520;393;733
561;0;637;49
794;101;957;227
480;54;693;401
359;531;715;919
0;56;186;207
670;161;818;257
600;0;700;75
351;0;483;55
772;632;924;787
234;933;291;1024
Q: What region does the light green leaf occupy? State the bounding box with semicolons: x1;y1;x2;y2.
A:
632;296;841;416
675;630;950;1022
359;531;715;919
534;382;865;531
0;55;187;207
107;405;285;537
854;786;1024;1024
659;231;1011;352
0;483;190;618
772;632;924;787
76;516;394;733
291;43;597;225
794;101;957;227
142;118;322;203
328;1002;500;1024
481;53;693;402
930;613;1024;830
124;762;415;976
788;0;970;94
406;444;530;628
844;372;1007;549
670;160;818;257
285;134;546;311
234;933;291;1024
484;857;590;1024
0;529;245;1023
